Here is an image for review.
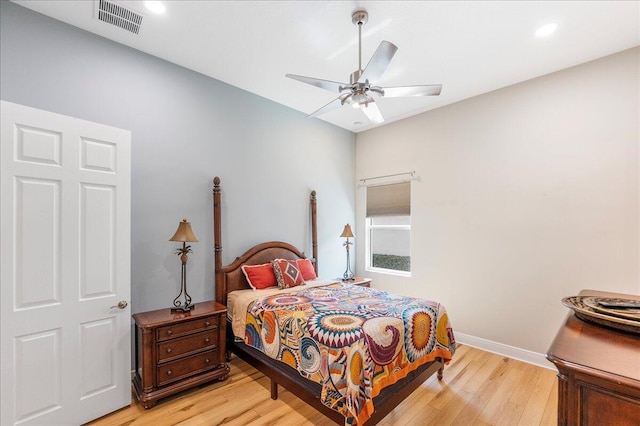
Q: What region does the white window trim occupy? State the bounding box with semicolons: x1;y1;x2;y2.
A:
364;218;411;277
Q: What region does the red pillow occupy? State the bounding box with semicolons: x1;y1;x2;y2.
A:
296;258;317;281
272;259;305;289
241;263;278;290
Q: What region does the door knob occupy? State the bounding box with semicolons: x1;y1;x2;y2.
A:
110;300;128;309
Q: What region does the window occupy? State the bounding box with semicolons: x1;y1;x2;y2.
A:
365;182;411;275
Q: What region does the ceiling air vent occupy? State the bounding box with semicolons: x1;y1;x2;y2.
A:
96;0;143;34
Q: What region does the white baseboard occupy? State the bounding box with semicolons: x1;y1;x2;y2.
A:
455;332;555;371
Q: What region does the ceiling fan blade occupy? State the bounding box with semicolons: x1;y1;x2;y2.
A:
360;99;384;124
307;96;344;118
286;74;347;93
382;84;443;97
358;41;398;84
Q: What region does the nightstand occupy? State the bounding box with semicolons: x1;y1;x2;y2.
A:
345;276;372;288
132;301;229;408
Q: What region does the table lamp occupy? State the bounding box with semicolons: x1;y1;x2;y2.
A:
340;224;355;281
169;218;198;312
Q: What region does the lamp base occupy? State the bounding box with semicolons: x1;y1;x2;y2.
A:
172;259;194;313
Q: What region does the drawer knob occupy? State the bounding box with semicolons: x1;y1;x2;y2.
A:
204;321;211;327
205;338;210;343
166;348;172;353
167;370;172;375
205;358;210;363
167;330;173;335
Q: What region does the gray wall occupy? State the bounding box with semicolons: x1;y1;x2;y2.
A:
356;47;640;358
0;1;356;314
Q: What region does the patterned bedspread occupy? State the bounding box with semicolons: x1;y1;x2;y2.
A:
243;282;456;425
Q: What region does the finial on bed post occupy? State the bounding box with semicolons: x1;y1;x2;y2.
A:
213;177;224;305
310;190;318;275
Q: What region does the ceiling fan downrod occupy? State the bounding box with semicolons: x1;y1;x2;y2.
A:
351;9;368;84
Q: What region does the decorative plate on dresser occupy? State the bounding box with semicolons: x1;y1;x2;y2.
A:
562;294;640;334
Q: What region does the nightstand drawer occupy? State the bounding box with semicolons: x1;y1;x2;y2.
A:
156;348;219;387
157;330;218;363
156;315;219;341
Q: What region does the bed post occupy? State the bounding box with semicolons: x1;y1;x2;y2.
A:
213;176;224;305
310;190;318;276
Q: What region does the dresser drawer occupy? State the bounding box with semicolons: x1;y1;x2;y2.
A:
156;315;218;341
156;348;219;387
157;330;218;363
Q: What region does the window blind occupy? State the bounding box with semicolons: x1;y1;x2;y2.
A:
366;182;411;217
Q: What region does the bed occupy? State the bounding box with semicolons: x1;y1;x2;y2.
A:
212;177;456;425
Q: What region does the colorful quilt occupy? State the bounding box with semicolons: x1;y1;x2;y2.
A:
243;282;456;425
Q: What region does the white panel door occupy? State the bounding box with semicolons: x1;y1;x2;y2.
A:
1;101;131;425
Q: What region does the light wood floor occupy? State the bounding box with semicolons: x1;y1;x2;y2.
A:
87;345;558;425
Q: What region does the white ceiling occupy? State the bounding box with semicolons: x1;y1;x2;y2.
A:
11;0;640;133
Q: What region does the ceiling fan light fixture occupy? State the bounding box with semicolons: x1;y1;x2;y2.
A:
351;91;368;108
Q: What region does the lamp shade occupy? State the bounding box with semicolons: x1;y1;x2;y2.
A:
169;219;198;242
340;224;355;238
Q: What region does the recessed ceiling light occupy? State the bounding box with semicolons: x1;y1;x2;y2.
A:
144;1;166;14
535;23;557;38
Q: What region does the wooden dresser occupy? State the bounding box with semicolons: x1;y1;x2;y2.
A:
547;290;640;426
132;301;229;408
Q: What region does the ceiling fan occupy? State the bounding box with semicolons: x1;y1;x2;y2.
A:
286;9;442;125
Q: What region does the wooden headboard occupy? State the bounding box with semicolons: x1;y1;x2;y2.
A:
213;176;318;306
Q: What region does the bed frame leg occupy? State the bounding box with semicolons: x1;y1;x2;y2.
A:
270;380;278;400
437;366;444;381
